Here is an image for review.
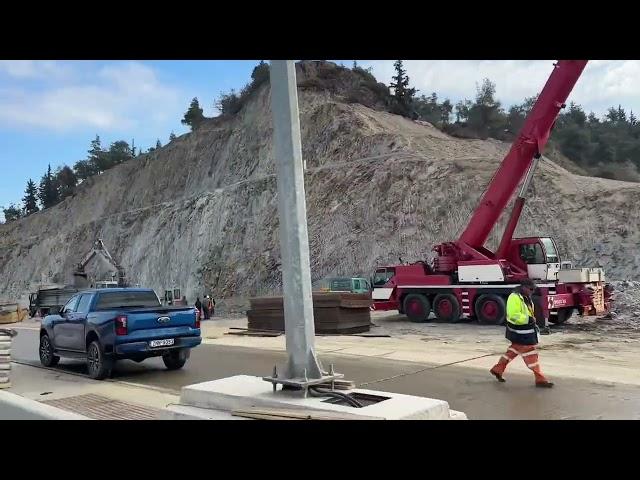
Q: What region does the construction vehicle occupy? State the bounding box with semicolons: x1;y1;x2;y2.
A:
28;239;127;317
163;288;185;306
73;239;127;288
29;285;78;318
318;277;371;294
371;60;612;325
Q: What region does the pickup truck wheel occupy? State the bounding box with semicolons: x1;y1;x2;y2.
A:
86;340;113;380
39;334;59;367
163;349;189;370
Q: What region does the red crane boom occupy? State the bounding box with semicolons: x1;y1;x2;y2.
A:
457;60;588;250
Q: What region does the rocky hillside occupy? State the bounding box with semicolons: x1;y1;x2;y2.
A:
2;61;640;308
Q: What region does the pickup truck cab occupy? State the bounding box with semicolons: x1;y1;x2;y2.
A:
39;288;201;379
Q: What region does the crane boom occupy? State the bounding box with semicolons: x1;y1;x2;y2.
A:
458;60;588;249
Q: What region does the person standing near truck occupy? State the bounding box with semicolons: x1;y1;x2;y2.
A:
490;279;554;388
202;295;211;320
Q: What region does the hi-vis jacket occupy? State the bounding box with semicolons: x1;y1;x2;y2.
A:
505;292;538;345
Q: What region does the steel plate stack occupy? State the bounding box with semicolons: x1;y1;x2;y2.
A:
247;292;372;334
0;329;16;389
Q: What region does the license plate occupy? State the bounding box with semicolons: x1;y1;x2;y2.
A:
149;338;175;348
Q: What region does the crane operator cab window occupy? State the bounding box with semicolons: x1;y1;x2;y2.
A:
519;243;545;264
519;238;561;281
373;268;395;287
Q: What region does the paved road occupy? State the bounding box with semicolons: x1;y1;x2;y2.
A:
12;328;640;419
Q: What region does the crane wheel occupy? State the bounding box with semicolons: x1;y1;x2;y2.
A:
403;294;431;323
475;294;506;325
433;293;462;323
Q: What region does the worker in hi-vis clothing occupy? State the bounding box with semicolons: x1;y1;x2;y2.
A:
490;279;554;388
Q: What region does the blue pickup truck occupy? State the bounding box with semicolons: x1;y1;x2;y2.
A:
39;288;201;379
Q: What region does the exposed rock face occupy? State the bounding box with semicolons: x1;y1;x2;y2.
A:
2;61;639;310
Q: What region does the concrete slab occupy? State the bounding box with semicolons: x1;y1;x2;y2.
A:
176;375;458;420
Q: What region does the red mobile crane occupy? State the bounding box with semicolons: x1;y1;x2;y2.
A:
371;60;612;325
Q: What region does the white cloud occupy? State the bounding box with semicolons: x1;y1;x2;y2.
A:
0;60;71;79
362;60;640;116
0;61;183;133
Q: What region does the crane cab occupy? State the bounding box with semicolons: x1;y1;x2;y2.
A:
507;237;561;281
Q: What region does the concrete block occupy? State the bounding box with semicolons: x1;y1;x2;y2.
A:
450;410;468;420
178;375;457;420
0;390;90;420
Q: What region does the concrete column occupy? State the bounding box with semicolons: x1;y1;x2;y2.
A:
269;60;323;380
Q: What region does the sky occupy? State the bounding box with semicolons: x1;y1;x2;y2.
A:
2;60;640;221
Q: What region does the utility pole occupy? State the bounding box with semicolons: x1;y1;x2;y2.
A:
262;60;341;393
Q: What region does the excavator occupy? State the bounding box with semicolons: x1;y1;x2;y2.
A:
73;239;128;288
371;60;613;326
29;239;128;317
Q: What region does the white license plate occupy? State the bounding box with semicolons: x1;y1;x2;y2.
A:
149;338;175;348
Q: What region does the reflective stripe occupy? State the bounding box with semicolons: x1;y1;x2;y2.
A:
527;362;539;369
521;350;538;357
508;348;520;355
506;326;535;334
501;355;510;361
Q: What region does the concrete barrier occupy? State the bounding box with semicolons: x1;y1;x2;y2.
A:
0;390;90;420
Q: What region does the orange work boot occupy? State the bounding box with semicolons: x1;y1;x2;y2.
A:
490;367;506;383
535;381;554;388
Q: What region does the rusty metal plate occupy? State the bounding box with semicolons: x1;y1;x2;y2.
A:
41;393;164;420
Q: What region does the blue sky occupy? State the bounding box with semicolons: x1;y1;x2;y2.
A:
2;60;640;221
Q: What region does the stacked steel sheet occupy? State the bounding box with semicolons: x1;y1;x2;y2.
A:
0;329;15;389
247;292;372;334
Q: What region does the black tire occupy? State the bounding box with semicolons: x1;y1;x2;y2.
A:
86;340;113;380
549;308;574;325
403;294;431;323
39;333;59;367
433;293;462;323
475;294;506;325
162;349;190;370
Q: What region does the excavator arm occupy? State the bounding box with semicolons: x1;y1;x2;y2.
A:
457;60;588;250
74;239;127;287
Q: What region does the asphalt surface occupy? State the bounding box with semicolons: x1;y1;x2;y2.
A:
11;328;640;419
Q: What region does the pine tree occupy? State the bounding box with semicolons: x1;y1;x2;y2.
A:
250;61;270;87
2;204;22;222
156;139;162;149
38;164;59;209
389;60;417;116
181;97;205;131
630;111;637;126
89;135;110;172
22;179;39;215
169;131;177;142
55;166;77;200
107;140;133;166
390;60;417;103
